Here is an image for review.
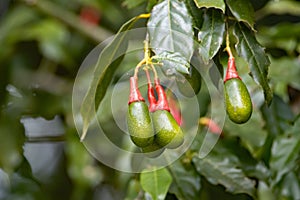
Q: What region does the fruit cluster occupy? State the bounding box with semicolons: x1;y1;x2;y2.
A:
127;69;184;158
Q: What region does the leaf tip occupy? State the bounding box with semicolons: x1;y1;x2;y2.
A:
80;127;88;142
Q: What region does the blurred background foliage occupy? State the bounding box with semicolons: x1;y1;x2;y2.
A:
0;0;299;199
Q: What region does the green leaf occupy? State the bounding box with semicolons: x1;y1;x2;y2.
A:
193;153;255;196
198;9;225;64
268;57;300;94
261;95;294;137
226;0;255;30
224;110;268;158
257;1;300;19
221;137;270;181
147;0;194;62
80;15;146;140
122;0;146;9
167;152;201;200
278;172;300;200
0;116;25;172
25;19;71;64
152;51;190;75
0;5;37;44
233;23;273;105
185;0;204;28
257;23;300;54
260;95;294;164
140;167;172;200
258;181;275;200
193;0;225;13
125;179;142;200
146;0;158;12
270;134;300;185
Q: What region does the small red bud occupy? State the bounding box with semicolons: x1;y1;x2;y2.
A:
128;77;144;104
199;117;222;136
80;6;101;25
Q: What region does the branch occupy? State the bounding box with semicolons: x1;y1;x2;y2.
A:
23;0;113;43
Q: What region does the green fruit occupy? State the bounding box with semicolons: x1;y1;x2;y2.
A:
141;142;165;158
224;78;252;124
153;110;184;149
127;101;154;147
177;65;201;97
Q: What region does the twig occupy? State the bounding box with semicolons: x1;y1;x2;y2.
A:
22;0;113;43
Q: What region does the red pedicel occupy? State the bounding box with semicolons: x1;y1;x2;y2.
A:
128;76;144;104
224;57;241;82
145;70;157;112
153;79;170;112
147;81;157;112
167;92;182;125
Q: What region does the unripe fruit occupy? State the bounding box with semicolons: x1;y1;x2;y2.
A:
177;65;201;98
153;110;184;149
127;76;154;147
224;57;252;124
141;142;165;158
224;78;252;124
127;101;155;147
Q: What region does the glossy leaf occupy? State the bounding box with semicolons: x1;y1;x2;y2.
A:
147;0;194;62
140;167;172;200
278;172;300;200
193;154;255;196
168;156;201;200
221;137;270;181
226;0;255;30
260;95;294;137
198;9;225;64
260;95;294;163
233;23;273;105
224;110;268;158
193;0;225;13
152;51;190;75
80;15;147;140
270;134;300;185
185;0;203;28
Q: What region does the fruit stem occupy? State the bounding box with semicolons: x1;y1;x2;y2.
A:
128;76;145;104
150;63;158;80
154;78;170;112
145;69;157;112
224;57;240;82
225;23;234;59
224;22;240;82
134;58;146;79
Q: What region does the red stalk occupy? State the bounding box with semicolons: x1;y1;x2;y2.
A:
224;57;240;82
128;76;144;104
153;79;170;112
145;70;157;112
167;92;182;125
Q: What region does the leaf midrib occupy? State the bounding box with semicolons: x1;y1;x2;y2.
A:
238;23;266;81
167;0;175;52
196;156;254;195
